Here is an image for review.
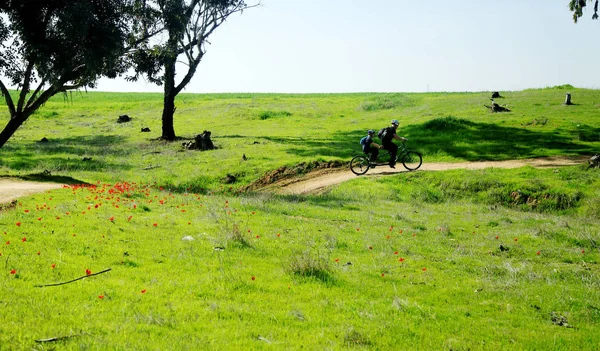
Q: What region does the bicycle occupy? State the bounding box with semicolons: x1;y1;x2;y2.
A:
350;140;422;175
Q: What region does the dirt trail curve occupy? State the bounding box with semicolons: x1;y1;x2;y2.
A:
0;156;591;204
272;156;591;195
0;179;64;205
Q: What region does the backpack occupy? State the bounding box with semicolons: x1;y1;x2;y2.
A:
378;127;393;142
359;136;369;146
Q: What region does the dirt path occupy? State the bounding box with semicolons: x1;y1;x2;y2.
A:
274;155;590;195
0;156;590;203
0;179;64;205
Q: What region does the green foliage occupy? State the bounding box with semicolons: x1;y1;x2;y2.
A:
258;110;292;120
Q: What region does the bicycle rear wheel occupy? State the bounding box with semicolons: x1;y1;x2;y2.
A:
402;151;422;171
350;155;370;175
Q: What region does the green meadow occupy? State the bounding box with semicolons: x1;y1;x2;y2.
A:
0;86;599;350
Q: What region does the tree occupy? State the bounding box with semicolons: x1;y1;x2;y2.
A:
0;0;137;148
128;0;258;141
570;0;599;22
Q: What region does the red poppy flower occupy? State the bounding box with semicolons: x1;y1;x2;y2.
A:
51;264;56;269
422;268;427;271
277;233;281;237
141;289;147;294
399;257;405;262
5;241;9;245
495;236;499;239
381;273;385;277
37;217;42;221
10;269;16;274
251;211;255;215
109;216;114;221
98;295;104;299
536;251;541;255
15;222;21;227
24;210;29;213
582;249;585;253
21;237;26;242
86;269;92;275
251;276;256;281
394;251;398;255
255;235;260;239
153;223;158;227
335;258;340;263
37;251;40;255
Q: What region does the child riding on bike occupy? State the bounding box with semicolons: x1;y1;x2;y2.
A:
360;130;382;164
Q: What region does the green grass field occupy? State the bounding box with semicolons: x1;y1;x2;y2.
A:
0;87;599;350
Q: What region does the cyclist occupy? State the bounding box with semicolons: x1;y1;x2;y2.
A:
379;119;407;168
360;129;382;165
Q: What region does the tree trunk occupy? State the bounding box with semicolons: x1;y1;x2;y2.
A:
161;53;177;141
0;114;28;148
564;93;573;105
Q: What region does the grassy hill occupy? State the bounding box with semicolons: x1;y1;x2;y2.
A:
1;86;599;190
0;87;599;349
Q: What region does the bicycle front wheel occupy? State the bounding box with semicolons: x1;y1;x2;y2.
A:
402;151;422;171
350;155;370;175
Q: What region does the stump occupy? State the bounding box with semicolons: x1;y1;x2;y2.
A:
117;114;132;123
182;130;215;151
195;130;215;151
485;100;510;113
589;154;600;169
564;93;573;105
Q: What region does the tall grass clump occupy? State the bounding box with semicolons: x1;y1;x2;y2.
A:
287;249;334;283
421;116;471;131
258;110;292;120
359;93;416;111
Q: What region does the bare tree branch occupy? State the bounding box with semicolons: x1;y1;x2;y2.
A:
25;78;48;110
35;268;112;288
16;60;34;113
0;80;16;117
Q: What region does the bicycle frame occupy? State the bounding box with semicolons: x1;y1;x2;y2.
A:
368;141;409;166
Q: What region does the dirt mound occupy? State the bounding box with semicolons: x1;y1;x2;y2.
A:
245;160;345;191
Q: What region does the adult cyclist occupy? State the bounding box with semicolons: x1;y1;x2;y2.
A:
379;119;407;168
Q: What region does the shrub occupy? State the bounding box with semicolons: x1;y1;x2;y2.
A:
258;110;292;120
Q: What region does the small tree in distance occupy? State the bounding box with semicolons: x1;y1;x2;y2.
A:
569;0;599;22
0;0;140;149
128;0;259;141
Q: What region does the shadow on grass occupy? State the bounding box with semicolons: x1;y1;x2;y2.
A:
241;117;597;161
402;117;597;161
0;135;133;172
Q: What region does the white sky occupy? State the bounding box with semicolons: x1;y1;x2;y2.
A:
96;0;600;93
